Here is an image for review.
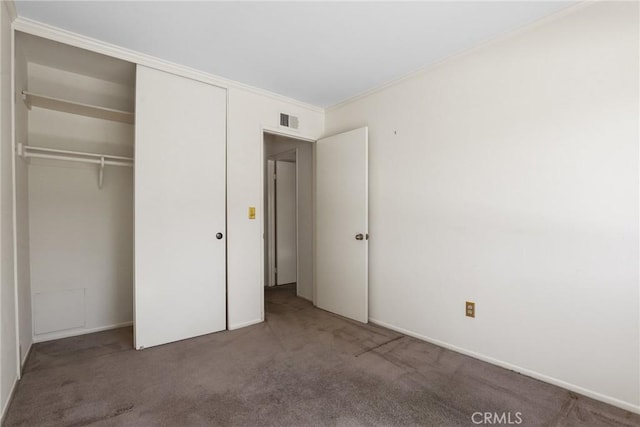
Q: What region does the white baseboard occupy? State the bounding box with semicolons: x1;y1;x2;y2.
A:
228;318;263;330
0;374;18;425
20;342;32;370
32;321;133;343
369;318;640;415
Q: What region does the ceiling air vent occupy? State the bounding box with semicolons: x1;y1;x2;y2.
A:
280;113;299;130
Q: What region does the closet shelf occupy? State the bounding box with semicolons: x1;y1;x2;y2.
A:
22;91;135;124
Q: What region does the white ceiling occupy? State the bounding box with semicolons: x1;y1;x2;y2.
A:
15;1;575;107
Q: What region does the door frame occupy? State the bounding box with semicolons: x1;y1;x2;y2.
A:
260;128;316;320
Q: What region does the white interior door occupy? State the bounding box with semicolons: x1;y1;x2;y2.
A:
134;65;226;349
315;127;368;323
276;160;297;285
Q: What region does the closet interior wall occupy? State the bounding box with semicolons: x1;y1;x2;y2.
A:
15;32;136;347
14;32;30;364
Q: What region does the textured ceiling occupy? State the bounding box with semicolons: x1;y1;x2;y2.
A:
15;1;575;107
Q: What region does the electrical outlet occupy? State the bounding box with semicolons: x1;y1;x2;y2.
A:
466;301;475;318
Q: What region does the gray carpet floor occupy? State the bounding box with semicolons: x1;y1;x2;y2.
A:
4;285;639;426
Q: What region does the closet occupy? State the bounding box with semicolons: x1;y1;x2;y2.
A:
15;32;136;347
14;32;227;353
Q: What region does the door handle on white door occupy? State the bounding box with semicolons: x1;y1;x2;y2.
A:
355;233;364;241
216;232;223;239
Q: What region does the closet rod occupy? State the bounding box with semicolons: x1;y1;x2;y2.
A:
23;152;133;167
18;144;133;189
21;144;133;163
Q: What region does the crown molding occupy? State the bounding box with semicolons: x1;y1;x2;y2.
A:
11;16;324;114
3;0;17;22
326;0;595;112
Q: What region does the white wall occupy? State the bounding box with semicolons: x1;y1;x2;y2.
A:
275;160;297;285
14;36;31;367
26;63;134;342
227;87;323;329
293;144;313;301
0;0;18;419
325;1;639;412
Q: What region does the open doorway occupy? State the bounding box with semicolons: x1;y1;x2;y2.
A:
263;132;314;305
267;153;297;287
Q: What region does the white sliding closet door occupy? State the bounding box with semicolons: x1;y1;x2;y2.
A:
134;65;226;349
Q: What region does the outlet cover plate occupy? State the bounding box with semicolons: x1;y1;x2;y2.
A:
466;301;475;318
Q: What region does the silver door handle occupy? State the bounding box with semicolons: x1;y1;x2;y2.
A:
355;233;364;240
